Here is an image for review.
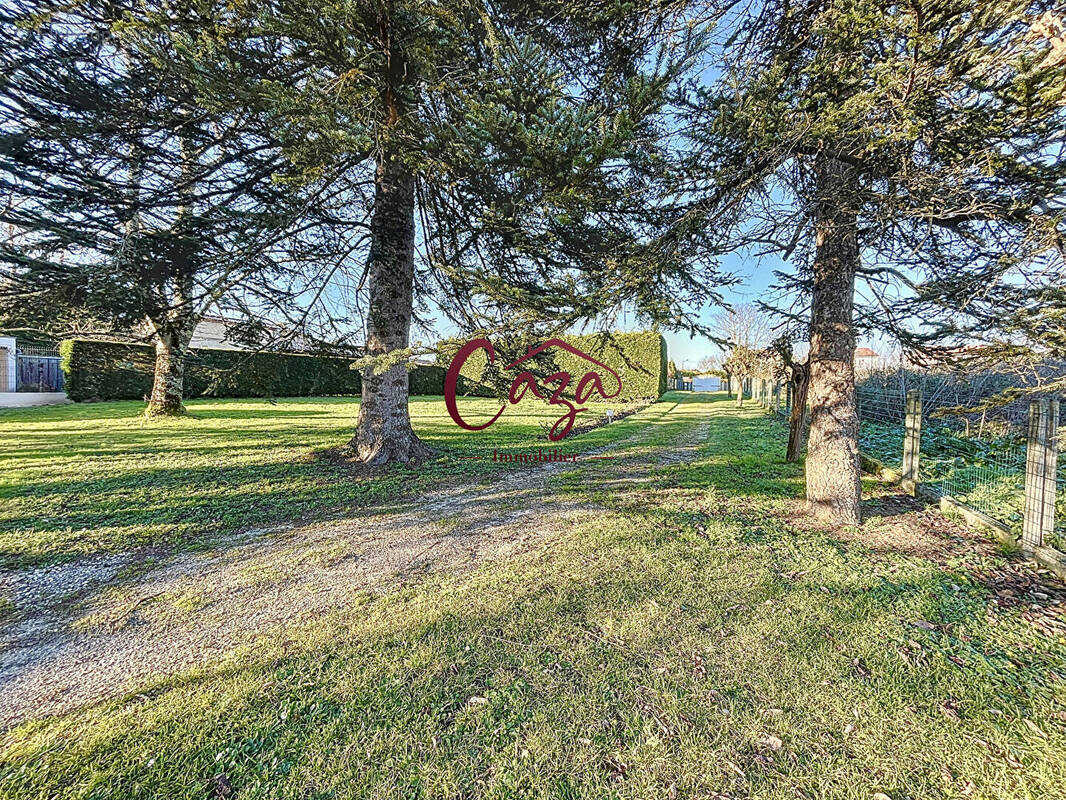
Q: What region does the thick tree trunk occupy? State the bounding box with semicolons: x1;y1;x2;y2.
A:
351;155;433;465
786;361;809;463
348;15;432;465
146;325;192;416
144;123;197;418
805;156;862;524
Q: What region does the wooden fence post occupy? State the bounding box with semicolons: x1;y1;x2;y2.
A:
1022;399;1059;553
901;390;922;496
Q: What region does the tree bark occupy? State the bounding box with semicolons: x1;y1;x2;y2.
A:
805;155;862;524
146;327;190;416
786;361;809;463
735;376;744;407
351;155;433;465
144;124;197;418
143;236;195;418
348;14;433;465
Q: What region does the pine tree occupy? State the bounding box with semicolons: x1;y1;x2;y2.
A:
676;0;1066;523
0;0;338;414
262;0;729;464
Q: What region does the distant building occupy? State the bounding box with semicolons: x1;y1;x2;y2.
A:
147;316;331;354
855;346;881;375
188;317;247;351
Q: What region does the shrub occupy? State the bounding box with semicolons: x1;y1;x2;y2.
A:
560;331;668;400
60;331;668;402
408;364;446;395
61;340;440;402
437;330;667;401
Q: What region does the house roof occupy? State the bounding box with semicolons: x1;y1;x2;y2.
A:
855;347;879;358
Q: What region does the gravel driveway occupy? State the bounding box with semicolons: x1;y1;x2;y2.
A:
0;401;702;729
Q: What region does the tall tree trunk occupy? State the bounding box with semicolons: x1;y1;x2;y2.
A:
146;327;190;416
351;154;433;465
144;126;197;418
350;14;433;465
786;361;809;463
805;156;861;524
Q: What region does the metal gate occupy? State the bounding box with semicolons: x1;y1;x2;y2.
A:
16;346;64;391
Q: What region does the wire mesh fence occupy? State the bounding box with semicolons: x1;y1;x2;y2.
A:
752;374;1063;552
917;399;1030;535
1058;429;1066;551
856;384;907;471
855;384;1064;551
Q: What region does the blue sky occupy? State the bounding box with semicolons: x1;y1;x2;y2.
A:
659;248;891;369
661;250;780;368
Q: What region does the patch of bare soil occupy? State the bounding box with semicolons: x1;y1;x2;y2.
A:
0;468;558;728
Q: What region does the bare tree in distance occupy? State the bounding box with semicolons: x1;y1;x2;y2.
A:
696;354;723;374
711;304;773;351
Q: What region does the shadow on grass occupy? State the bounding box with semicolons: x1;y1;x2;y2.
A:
0;396;674;569
183;408;341;420
4;392;1065;798
5;503;1060;799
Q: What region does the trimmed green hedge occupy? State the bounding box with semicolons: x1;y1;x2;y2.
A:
60;340;449;402
59;331;666;402
442;330;667;401
558;331;667;400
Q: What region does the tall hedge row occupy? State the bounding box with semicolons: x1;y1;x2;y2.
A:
59;339;449;402
558;331;667;400
444;330;667;401
59;330;666;402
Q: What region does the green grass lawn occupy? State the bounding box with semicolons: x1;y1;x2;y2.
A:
0;395;648;570
2;394;1065;798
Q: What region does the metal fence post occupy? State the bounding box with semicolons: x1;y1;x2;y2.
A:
901;390;922;496
1022;399;1059;553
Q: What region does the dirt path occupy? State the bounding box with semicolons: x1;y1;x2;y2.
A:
0;400;708;729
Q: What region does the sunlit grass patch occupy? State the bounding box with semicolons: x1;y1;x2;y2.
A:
2;394;1064;799
0;395;648;569
4;469;1066;798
